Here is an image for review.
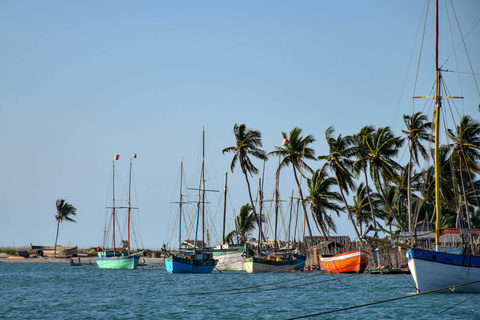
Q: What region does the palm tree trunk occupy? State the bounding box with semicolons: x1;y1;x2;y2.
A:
312;207;329;240
243;171;265;241
363;168;377;229
54;220;60;257
336;177;362;240
375;170;407;232
459;160;472;229
292;167;314;245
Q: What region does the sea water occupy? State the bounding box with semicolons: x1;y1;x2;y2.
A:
0;262;478;319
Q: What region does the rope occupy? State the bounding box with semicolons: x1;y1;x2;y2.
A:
283;279;480;320
179;271;329;296
226;274;357;296
440;291;480;314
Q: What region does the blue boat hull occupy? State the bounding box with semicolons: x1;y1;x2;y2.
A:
165;255;217;274
294;254;306;270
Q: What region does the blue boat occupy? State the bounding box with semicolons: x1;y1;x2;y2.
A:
165;130;218;274
165;251;217;274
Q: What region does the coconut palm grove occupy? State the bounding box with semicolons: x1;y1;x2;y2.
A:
222;112;480;244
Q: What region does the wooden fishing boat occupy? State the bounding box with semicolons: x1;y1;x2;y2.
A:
213;244;251;271
319;249;370;274
244;250;304;273
165;250;217;273
165;130;218;274
96;154;141;270
30;245;78;258
244;256;298;273
367;267;410;275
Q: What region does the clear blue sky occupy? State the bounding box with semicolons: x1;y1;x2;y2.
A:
1;1;479;249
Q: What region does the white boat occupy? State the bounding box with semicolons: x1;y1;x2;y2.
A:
213;244;247;271
406;0;480;293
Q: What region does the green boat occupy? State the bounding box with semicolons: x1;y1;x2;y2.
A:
96;251;139;269
97;154;142;270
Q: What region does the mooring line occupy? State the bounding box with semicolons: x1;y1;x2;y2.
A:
284;279;480;319
179;271;327;296
226;274;358;296
440;291;480;314
401;273;417;289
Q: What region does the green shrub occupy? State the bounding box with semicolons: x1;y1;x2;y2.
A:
0;249;17;255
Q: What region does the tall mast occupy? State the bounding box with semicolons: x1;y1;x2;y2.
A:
202;127;206;249
178;160;184;251
222;172;228;245
112;155;118;253
257;158;266;253
257;178;263;251
274;166;280;250
287;189;294;249
434;0;442;251
128;154;135;253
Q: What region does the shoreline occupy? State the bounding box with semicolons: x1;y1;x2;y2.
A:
0;254;164;265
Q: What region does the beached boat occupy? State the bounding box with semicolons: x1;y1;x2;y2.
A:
30;245;78;258
319;249;370;274
96;154;141;270
406;0;480;293
165;130;217;274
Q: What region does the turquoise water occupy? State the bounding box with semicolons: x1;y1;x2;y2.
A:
0;262;478;319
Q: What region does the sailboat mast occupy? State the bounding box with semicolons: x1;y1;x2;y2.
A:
274;170;280;250
202;128;206;249
257;178;263;251
178;160;183;251
287;189;294;249
128;154;137;253
434;0;442;251
257;159;266;252
222;172;227;245
112;156;117;253
128;156;132;253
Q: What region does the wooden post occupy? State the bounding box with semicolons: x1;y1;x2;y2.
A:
313;248;319;267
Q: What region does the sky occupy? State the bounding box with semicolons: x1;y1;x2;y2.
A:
1;0;479;250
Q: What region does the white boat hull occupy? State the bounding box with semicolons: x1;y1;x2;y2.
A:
214;252;245;271
407;248;480;293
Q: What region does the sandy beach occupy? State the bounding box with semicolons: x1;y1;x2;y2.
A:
0;253;164;265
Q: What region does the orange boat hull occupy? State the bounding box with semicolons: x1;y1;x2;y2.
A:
319;250;370;273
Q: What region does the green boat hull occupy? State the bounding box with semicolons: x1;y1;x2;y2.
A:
96;253;139;269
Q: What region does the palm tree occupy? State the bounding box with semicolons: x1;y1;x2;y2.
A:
224;204;259;244
54;199;77;257
304;168;343;239
223;124;268;239
402;112;431;232
268;127;316;243
348;183;373;236
360;126;407;231
318;126;362;240
447;115;480;229
353;125;378;229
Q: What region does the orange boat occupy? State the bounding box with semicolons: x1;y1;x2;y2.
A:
319;249;370;273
